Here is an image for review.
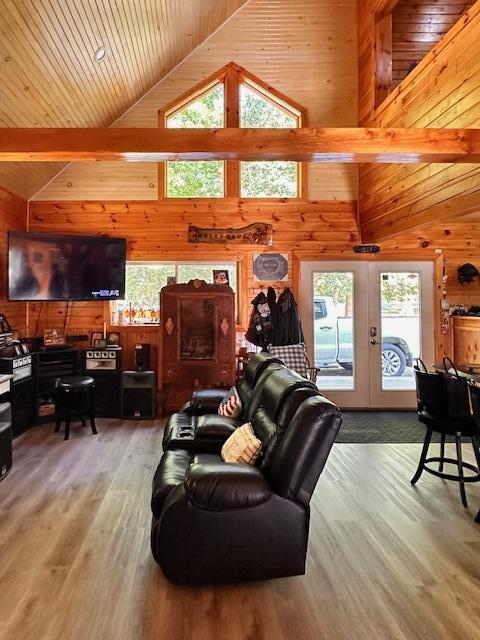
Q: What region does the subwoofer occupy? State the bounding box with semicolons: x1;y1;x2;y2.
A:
11;377;36;437
87;372;121;418
121;370;156;419
0;402;12;481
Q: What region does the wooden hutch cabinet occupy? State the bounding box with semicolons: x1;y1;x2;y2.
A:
159;280;236;414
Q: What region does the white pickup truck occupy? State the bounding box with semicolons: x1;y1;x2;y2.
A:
314;297;416;377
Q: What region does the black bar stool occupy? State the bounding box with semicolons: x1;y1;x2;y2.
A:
411;358;480;510
55;376;97;441
468;383;480;523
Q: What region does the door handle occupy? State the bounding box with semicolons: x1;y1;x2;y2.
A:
370;339;377;345
320;326;333;330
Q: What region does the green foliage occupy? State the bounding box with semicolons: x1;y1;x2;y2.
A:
314;273;353;305
313;272;420;316
241;161;297;198
124;264;175;309
240;85;296;128
166;161;224;198
167;84;224;128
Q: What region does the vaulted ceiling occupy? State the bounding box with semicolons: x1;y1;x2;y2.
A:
0;0;247;199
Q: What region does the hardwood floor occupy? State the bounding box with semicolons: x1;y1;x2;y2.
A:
1;420;480;640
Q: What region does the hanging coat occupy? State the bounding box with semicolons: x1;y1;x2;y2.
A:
245;291;274;348
274;287;304;346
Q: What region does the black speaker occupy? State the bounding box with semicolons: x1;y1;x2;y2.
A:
0;403;12;481
11;377;36;438
88;372;121;418
121;371;156;419
134;343;150;372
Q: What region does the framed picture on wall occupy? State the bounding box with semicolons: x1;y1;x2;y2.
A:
253;254;288;282
213;269;229;285
107;331;120;346
91;331;103;346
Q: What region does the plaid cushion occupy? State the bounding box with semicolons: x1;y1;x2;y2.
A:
218;387;242;418
267;343;308;378
221;423;262;464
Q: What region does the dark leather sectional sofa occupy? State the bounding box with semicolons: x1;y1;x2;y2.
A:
151;353;342;585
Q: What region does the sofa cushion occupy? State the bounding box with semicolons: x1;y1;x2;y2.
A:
151;449;192;518
221;423;262;464
218;387;242;418
184;461;272;510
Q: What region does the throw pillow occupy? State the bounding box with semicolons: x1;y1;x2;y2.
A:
218;386;242;418
221;423;262;465
267;343;308;378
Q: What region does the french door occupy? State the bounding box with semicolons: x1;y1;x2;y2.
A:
300;261;434;409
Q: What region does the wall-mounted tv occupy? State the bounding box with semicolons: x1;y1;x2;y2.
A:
8;232;126;301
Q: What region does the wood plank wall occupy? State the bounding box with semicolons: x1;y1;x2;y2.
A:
358;0;480;242
0;188;27;334
26;199;480;366
392;0;475;89
32;0;358;203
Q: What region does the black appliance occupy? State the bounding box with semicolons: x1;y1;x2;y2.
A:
121;371;156;419
8;231;126;301
81;348;122;418
10;376;37;437
134;343;150;372
0;349;33;382
36;348;78;421
0;402;13;481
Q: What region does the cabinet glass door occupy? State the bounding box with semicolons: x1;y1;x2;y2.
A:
179;297;215;360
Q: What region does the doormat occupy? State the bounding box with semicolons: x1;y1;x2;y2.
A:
337;411;454;444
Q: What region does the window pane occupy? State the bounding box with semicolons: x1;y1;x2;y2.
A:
166;161;224;198
177;264;237;291
167;84;224;128
241;161;297;198
380;272;419;391
240;84;297;128
114;264;175;324
166;84;224;197
313;272;354;391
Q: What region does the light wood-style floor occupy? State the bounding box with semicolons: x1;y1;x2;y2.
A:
1;419;480;640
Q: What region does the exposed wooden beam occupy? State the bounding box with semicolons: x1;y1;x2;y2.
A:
3;127;480;163
361;190;480;242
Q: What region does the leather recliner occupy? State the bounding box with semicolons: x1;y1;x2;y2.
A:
162;365;317;453
151;392;342;584
180;352;285;416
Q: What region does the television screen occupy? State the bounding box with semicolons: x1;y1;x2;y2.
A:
8;232;126;301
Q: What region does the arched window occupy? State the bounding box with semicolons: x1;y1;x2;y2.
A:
158;62;305;200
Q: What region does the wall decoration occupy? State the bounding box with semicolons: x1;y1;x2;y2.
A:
91;331;103;346
107;331;120;346
253;254;288;282
188;222;273;245
213;269;229;285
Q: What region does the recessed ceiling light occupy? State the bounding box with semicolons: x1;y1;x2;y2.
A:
94;46;106;62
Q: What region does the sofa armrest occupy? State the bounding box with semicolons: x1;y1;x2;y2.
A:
181;389;230;415
184;462;272;511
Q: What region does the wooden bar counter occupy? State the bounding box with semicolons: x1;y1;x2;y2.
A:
453;316;480;366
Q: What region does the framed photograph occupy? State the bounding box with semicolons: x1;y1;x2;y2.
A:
94;338;107;348
43;328;66;346
213;269;229;285
253;253;288;282
107;331;120;346
91;331;103;346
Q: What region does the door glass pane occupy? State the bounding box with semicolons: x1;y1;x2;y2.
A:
380;272;420;390
313;272;354;390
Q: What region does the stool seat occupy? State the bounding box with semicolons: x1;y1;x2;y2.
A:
55;375;97;441
57;376;94;389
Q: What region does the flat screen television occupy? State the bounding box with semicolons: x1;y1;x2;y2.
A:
8;232;126;301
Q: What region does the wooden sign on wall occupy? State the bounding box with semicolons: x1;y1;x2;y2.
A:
188;222;273;245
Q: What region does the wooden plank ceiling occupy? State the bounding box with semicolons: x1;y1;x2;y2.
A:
392;0;475;89
0;0;246;199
